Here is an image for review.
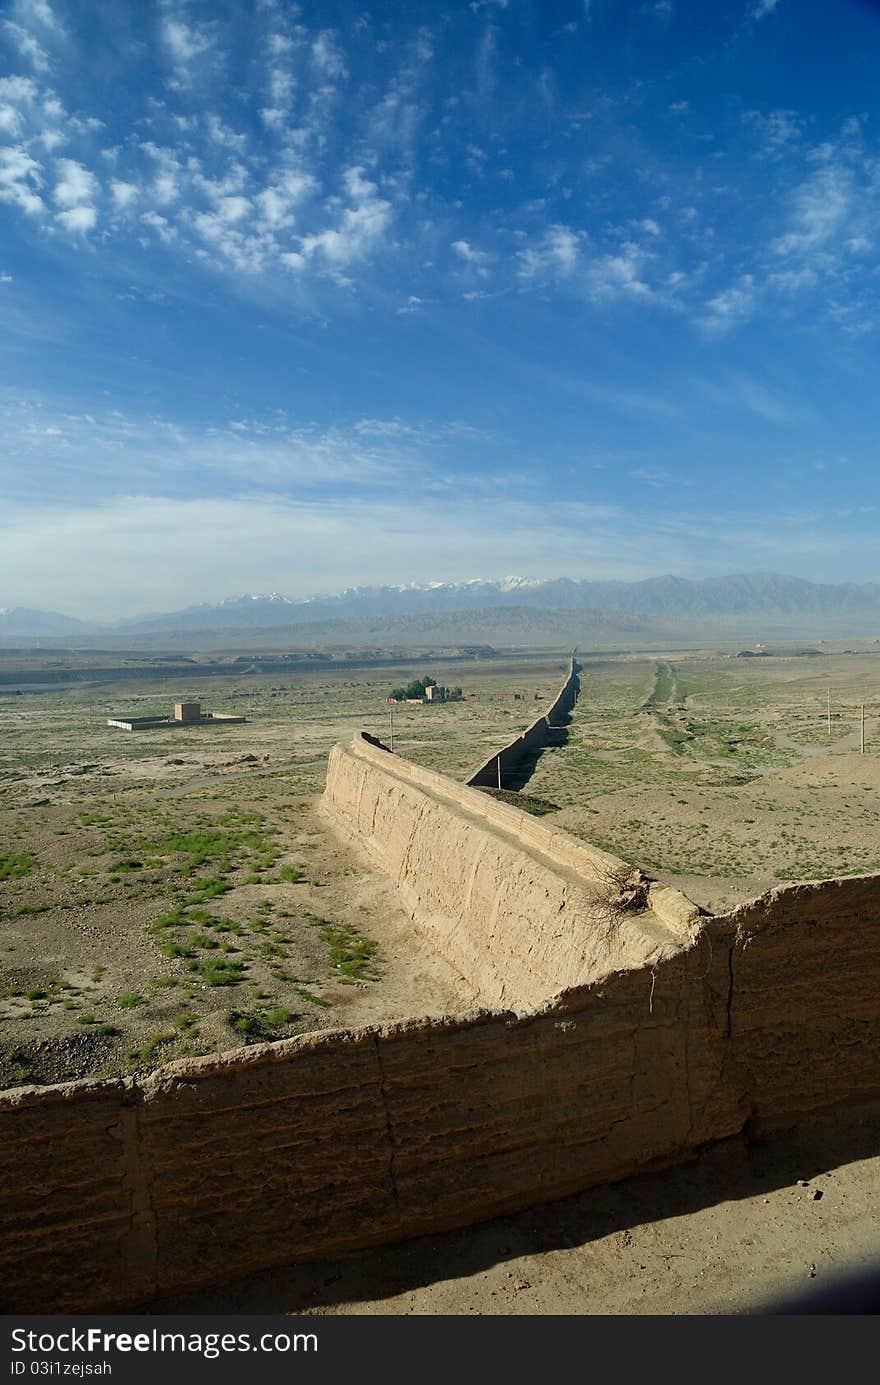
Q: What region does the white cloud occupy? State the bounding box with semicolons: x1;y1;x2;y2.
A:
16;1;60;30
3;21;49;71
298;166;392;275
0;71;40;135
451;238;490;273
111;179;139;209
215;195;250;224
743;109;800;158
397;294;422;314
587;244;653;301
56;203;96;233
312;30;346;79
50;158;99;234
53;157;97;207
154;170;180;205
0;74;39;101
269;66;295;107
772;162;853;258
141;209;176;243
162;18;213;65
751;0;780;20
0;104;22;134
517;225;582;279
0;145;44;215
699;275;757;333
205;113;248;152
268;31;295;59
256;170;315;227
699;372;802;425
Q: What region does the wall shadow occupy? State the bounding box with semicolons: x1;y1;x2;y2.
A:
502;707;574;791
152;1106;880;1315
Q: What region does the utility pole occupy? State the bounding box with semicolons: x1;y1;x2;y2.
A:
827;686;832;738
497;755;502;790
389;709;394;752
861;702;866;755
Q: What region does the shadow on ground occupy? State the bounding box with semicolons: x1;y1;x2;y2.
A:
502;713;574;792
150;1108;880;1316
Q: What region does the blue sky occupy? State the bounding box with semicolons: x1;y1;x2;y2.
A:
1;0;879;618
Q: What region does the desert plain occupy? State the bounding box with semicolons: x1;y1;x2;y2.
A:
2;636;880;1314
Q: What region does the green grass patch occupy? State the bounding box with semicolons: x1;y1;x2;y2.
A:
308;915;380;981
228;1005;294;1042
132;1031;176;1068
187;931;219;951
199;957;247;987
0;852;38;881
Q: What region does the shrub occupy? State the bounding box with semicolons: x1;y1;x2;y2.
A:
200;958;247;987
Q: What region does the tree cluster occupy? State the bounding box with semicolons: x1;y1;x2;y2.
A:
390;676;437;700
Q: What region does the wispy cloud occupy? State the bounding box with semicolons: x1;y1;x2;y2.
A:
742;108;801;159
2;483;866;619
587;243;654;301
697;371;803;425
698;275;757;334
3;20;49;71
0;145;44;215
517;225;582;280
311;30;347;80
0;393;501;510
160;10;217;88
772;161;855;259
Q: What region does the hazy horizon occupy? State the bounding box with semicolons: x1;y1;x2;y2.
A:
6;569;880;631
2;0;880;617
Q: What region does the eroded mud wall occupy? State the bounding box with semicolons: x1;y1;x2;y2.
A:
465;656;580;788
4;869;880;1314
725;875;880;1133
0;938;743;1313
322;731;696;1006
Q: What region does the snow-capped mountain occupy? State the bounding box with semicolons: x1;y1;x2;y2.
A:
4;574;880;637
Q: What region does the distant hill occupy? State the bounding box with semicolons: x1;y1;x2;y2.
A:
112;574;880;632
4;573;880;642
0;607;94;636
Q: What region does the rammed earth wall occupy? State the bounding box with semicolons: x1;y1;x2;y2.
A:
2;733;879;1312
464;655;581;788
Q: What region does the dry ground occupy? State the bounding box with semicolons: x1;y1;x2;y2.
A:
0;652;561;1088
3;645;880;1083
3;642;880;1318
525;649;880;912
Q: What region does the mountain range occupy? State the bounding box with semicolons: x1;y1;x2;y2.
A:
3;573;880;641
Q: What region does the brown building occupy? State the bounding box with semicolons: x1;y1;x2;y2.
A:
174;702;202;722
